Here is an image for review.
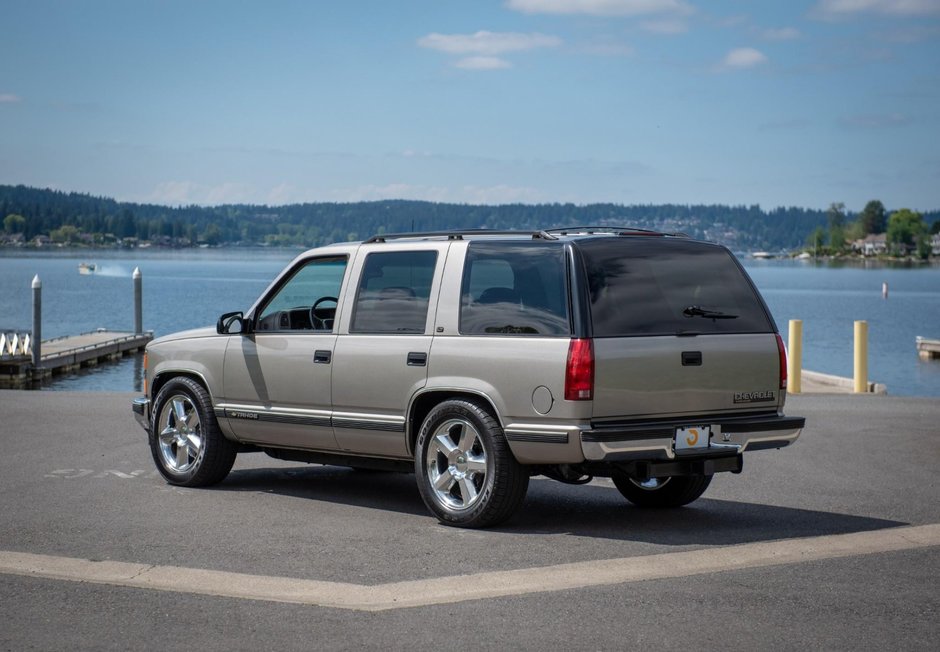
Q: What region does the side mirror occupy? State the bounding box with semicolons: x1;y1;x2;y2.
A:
217;311;247;334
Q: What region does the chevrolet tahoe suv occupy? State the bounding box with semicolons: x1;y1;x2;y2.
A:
132;228;804;528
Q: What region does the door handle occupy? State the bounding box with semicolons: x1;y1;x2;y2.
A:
407;352;427;367
314;350;332;364
681;351;702;366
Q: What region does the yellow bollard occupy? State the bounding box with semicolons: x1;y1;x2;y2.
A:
854;320;868;393
788;319;802;394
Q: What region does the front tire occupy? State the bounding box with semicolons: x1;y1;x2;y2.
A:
149;376;237;487
611;473;712;508
415;399;528;528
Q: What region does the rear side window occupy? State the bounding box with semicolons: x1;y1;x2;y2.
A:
460;241;570;336
577;238;774;337
351;251;437;334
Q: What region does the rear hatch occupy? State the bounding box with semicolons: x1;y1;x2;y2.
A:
575;237;785;421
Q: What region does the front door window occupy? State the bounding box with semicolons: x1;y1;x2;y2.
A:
256;256;347;332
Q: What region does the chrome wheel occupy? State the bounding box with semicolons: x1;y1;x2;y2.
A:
156;393;205;473
631;477;671;491
415;399;528;527
612;472;712;508
149;377;237;487
425;418;489;511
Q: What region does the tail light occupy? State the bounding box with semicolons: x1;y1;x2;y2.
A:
565;338;594;401
775;333;788;391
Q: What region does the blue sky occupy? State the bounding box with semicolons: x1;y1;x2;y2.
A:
1;0;939;211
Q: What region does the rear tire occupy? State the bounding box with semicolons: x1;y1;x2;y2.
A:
415;399;528;528
149;377;237;487
611;473;711;508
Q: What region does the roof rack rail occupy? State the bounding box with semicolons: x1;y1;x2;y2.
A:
365;229;557;243
546;226;689;238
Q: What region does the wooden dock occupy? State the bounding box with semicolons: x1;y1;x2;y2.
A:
916;336;940;361
0;330;153;388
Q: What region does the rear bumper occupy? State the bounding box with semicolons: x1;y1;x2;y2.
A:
132;397;150;432
581;413;804;462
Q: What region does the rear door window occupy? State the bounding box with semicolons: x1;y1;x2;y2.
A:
351;250;437;334
577;238;774;337
460;241;570;336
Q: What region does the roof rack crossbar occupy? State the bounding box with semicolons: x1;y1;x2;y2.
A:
545;226;689;238
365;229;557;243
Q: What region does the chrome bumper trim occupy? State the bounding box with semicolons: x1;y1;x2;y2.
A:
132;397;150;432
581;415;804;462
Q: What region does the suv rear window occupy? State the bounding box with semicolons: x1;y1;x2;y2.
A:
577;238;774;337
460;241;570;336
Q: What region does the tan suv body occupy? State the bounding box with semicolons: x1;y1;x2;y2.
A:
133;229;804;527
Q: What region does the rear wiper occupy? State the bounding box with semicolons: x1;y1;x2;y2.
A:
683;305;738;320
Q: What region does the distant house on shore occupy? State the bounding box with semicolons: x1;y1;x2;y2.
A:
0;233;24;246
932;233;940;256
852;233;888;256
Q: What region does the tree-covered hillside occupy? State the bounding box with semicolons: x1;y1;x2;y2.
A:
2;184;937;251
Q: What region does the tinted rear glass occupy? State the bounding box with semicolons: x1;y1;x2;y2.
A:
577;238;774;337
351;250;437;334
460;241;570;336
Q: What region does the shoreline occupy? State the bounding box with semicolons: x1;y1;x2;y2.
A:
3;244;939;264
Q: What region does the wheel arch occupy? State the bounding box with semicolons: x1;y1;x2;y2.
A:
151;369;212;403
148;371;238;487
407;389;503;457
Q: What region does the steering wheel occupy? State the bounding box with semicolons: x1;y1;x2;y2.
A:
310;296;338;330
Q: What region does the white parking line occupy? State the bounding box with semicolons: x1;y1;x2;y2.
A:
1;524;938;612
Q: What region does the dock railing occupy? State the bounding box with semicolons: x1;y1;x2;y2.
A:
0;332;32;360
1;269;152;388
39;330;151;360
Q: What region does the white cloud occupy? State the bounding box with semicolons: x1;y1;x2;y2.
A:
267;183;298;206
324;183;542;205
417;31;562;55
507;0;694;16
0;93;22;103
839;113;911;128
718;47;768;70
762;27;801;40
326;183;452;203
460;184;543;204
579;41;636;56
879;25;940;42
145;181;254;206
813;0;940;18
418;31;560;70
640;19;689;34
456;56;513;70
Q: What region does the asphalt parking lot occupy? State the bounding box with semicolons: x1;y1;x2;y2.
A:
1;391;937;650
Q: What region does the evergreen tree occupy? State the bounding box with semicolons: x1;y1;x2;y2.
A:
858;200;886;235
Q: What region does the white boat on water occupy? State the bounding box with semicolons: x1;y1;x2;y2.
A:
78;262;97;275
916;336;940;361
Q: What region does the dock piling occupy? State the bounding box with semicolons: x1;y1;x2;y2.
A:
788;319;803;394
0;272;154;388
133;267;143;334
854;320;869;394
31;275;41;371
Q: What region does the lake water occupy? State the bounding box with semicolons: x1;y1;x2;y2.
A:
1;249;939;397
